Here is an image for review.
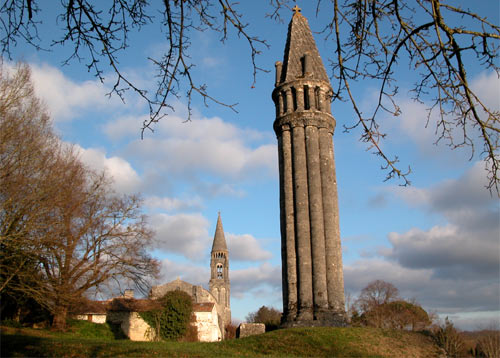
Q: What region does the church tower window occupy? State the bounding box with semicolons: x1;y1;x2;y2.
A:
217;264;223;279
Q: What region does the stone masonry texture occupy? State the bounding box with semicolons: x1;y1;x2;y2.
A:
272;8;347;327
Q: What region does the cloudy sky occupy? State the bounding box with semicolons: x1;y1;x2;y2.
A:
4;1;499;330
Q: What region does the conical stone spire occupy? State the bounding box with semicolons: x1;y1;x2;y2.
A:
211;212;228;252
279;8;329;84
209;212;231;338
272;7;347;327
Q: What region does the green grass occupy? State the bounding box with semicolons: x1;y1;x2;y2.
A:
1;324;442;358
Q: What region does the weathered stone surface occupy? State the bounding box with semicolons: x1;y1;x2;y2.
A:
192;303;221;342
236;323;266;338
273;9;347;327
208;213;231;338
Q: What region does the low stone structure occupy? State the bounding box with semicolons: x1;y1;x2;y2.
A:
74;296;222;342
106;298;162;341
74;300;108;324
192;302;221;342
236;323;265;338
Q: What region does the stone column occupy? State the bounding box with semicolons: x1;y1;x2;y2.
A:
279;127;297;319
296;87;304;111
286;89;293;114
319;128;345;312
291;125;313;320
305;125;328;315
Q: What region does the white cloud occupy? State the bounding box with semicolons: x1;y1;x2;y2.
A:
471;71;500;112
230;263;282;299
75;145;142;195
382;71;499;162
103;115;144;141
383;174;499;282
344;258;498;314
226;233;273;262
158;259;209;286
386;224;499;279
29;63;120;121
151;213;211;260
124;114;278;183
144;195;204;211
352;162;500;322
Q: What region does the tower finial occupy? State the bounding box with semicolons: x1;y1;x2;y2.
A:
292;5;301;14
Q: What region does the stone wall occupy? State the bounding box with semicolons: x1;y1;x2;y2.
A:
192;304;221;342
107;311;155;341
74;314;107;324
151;279;217;306
236;323;265;338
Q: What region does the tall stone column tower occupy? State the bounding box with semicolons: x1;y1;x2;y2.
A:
272;6;346;327
209;212;231;334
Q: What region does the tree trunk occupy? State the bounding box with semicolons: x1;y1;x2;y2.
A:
52;305;68;330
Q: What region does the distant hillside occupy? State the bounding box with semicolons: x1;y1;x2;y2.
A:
1;324;442;358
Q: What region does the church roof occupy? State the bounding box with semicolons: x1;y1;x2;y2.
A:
279;8;329;84
211;212;228;252
107;298;162;312
193;302;215;312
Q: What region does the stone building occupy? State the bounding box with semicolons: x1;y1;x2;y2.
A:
151;212;231;338
272;6;347;327
74;213;231;341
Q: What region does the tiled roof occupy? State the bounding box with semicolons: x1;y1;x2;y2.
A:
107;298;162;312
193;302;215;312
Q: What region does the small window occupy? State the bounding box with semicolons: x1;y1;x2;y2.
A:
281;91;287;113
291;87;297;111
217;264;223;279
304;85;310;110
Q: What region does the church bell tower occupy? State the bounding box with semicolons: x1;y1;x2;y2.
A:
272;6;347;327
209;212;231;332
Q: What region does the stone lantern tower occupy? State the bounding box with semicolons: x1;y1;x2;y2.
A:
272;6;347;327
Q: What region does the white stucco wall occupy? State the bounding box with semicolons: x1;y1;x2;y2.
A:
123;312;155;342
75;314;107;324
193;307;221;342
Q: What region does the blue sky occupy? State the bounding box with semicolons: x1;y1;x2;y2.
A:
4;1;499;330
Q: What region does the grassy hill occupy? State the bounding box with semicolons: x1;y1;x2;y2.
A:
1;323;442;358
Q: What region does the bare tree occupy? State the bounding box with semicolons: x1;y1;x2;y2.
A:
0;63;159;329
356;279;399;312
476;328;500;358
1;1;498;191
0;62;60;296
246;305;282;330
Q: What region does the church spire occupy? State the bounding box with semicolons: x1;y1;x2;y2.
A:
209;212;231;336
276;7;329;85
211;212;228;252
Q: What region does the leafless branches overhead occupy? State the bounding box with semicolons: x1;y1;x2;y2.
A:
1;1;498;191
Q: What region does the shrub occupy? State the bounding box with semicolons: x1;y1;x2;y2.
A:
358;300;431;331
225;323;238;339
1;319;23;328
139;290;193;341
432;317;466;358
476;330;500;358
